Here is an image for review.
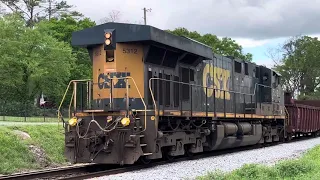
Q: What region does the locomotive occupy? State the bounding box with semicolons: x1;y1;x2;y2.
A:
60;22;287;165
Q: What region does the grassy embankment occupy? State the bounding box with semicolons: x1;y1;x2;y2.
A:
197;145;320;180
0;125;66;175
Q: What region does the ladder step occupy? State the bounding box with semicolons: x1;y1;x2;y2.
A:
129;135;145;138
140;143;147;147
143;153;153;156
245;108;255;110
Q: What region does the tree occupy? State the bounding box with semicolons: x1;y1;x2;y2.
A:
0;14;76;106
0;0;81;26
98;10;132;24
167;28;253;61
37;15;96;80
100;10;121;23
273;36;320;99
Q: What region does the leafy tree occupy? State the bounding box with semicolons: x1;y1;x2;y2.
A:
0;0;81;26
37;15;96;80
274;35;320;99
0;14;75;106
167;28;253;61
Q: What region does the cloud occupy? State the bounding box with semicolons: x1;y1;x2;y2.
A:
254;58;275;68
165;0;320;40
66;0;320;40
232;38;271;48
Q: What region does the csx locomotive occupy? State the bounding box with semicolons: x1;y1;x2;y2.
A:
60;22;286;165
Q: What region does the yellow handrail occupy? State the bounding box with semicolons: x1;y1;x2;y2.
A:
109;77;147;133
148;77;281;120
57;79;91;122
58;77;147;134
148;78;158;133
68;90;75;119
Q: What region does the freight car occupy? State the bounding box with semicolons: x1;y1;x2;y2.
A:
58;22;314;165
284;93;320;139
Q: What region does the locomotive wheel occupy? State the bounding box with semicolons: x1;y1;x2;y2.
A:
184;145;194;158
162;148;174;162
164;153;174;161
139;156;152;164
286;133;292;142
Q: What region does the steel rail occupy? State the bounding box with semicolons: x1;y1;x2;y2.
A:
0;164;96;180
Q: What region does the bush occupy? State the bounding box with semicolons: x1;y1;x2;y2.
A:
275;159;315;178
229;164;277;180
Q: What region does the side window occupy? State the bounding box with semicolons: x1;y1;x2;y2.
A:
181;67;190;100
190;69;195;81
235;61;241;73
174;76;179;107
165;74;171;106
255;67;259;78
244;63;249;75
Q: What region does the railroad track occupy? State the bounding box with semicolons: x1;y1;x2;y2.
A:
0;164;110;180
0;135;315;180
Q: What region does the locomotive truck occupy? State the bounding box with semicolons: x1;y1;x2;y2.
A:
58;22;317;165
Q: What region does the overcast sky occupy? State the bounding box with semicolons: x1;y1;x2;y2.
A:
66;0;320;67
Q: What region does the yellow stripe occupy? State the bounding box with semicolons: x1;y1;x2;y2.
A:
75;110;285;120
159;110;285;119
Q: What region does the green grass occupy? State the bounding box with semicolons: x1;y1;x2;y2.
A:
0;127;37;174
0;116;58;122
197;146;320;180
0;125;66;175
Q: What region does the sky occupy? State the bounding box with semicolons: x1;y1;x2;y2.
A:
66;0;320;68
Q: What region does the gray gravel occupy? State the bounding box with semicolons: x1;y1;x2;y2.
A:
92;137;320;180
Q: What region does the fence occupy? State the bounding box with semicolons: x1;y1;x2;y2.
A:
0;101;68;122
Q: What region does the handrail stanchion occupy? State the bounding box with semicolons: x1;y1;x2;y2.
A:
126;78;129;116
234;92;236;118
243;94;246;119
190;85;193;117
110;79;113;109
205;87;208;117
68;90;75;119
73;81;77;114
214;89;216;117
251;95;253;118
224;91;226;118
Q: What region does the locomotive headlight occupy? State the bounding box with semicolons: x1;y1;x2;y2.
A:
121;117;131;127
105;39;111;45
105;32;111;39
68;117;78;127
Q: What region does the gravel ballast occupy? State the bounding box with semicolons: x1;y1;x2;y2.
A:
92;137;320;180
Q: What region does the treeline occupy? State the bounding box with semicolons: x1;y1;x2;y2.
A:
274;36;320;100
0;0;253;113
1;0;318;115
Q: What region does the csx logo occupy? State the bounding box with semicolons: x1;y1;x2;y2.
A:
203;64;231;100
98;72;131;89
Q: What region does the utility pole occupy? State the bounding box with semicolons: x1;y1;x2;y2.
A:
48;0;52;20
143;7;152;25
